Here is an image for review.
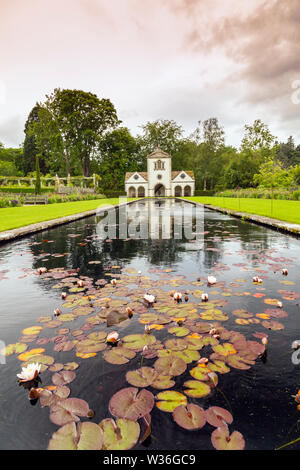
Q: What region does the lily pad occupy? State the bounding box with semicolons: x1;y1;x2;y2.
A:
211;424;245;450
109;387;154;420
48;421;104;450
50;398;91;426
156;390;187;412
99;418;140;450
205;406;233;427
52;370;76;386
104;346;136;365
183;380;211;398
122;334;156;351
173;404;206;430
154;356;187;377
126;367;175;390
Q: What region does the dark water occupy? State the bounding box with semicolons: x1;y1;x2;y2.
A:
0;198;300;450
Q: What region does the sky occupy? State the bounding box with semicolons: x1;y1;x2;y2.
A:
0;0;299;149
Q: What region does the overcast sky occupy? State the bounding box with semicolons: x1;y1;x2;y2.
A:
0;0;299;149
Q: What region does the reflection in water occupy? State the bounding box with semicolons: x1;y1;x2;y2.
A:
0;200;299;450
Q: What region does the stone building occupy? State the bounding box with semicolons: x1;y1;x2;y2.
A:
125;147;195;197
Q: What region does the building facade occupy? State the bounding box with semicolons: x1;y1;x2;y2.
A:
125;147;195;197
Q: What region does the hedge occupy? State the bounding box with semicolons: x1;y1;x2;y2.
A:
0;186;50;194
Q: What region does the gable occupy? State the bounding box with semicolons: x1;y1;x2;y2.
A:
125;172;148;183
172;171;195;182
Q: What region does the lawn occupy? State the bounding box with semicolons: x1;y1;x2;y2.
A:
186;196;300;225
0;198;121;232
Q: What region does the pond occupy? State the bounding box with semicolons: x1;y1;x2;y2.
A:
0;198;300;450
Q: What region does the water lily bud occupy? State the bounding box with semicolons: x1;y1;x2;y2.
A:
282;268;288;275
61;292;67;299
106;331;119;344
77;280;84;287
252;276;259;283
144;325;150;334
184;296;189;302
198;358;208;364
208;372;218;387
111;279;117;286
37;267;47;275
54;308;61;316
261;337;268;346
201;293;208;301
292;340;300;350
277;301;283;308
197;278;201;282
209;328;217;336
126;307;133;318
28;387;42;400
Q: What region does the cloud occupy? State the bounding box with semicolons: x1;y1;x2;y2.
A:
0;115;24;147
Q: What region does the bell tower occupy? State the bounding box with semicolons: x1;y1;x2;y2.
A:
147;146;172;197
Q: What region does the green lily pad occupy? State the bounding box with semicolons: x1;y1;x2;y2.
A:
99;418;140;450
168;326;190;337
0;342;27;356
156;390;187;412
109;387;154;420
173;404;206;430
183;380;211;398
122;334;156;351
207;360;230;374
189;366;210;381
48;422;104;450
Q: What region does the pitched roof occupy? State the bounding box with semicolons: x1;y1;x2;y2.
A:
172;170;195;180
125;172;148;182
147;147;171;159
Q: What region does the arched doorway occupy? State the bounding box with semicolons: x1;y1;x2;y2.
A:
154;184;165;197
184;185;191;197
174;186;182;197
137;186;145;197
128;186;136;197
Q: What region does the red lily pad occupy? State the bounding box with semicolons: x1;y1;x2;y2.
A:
154;356;187;377
211;424;245;450
109;387;154;420
50;398;90;426
173;404;206;430
52;370;76;386
205;406;233;427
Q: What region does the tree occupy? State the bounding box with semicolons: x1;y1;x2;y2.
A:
35;155;41;195
23;104;48;175
29;88;120;176
137;119;184;166
98;127;140;191
253;158;293;188
241;119;276;153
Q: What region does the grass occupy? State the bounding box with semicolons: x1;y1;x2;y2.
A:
186;197;300;225
0;198;121;232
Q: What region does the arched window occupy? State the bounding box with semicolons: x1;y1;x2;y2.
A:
174;186;182;197
154;160;165;170
184;186;191;197
137;186;145;197
128;186;136;197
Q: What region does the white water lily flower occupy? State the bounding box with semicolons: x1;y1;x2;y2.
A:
144;294;155;304
173;292;182;301
207;276;216;285
17;363;41;382
277;301;283;308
